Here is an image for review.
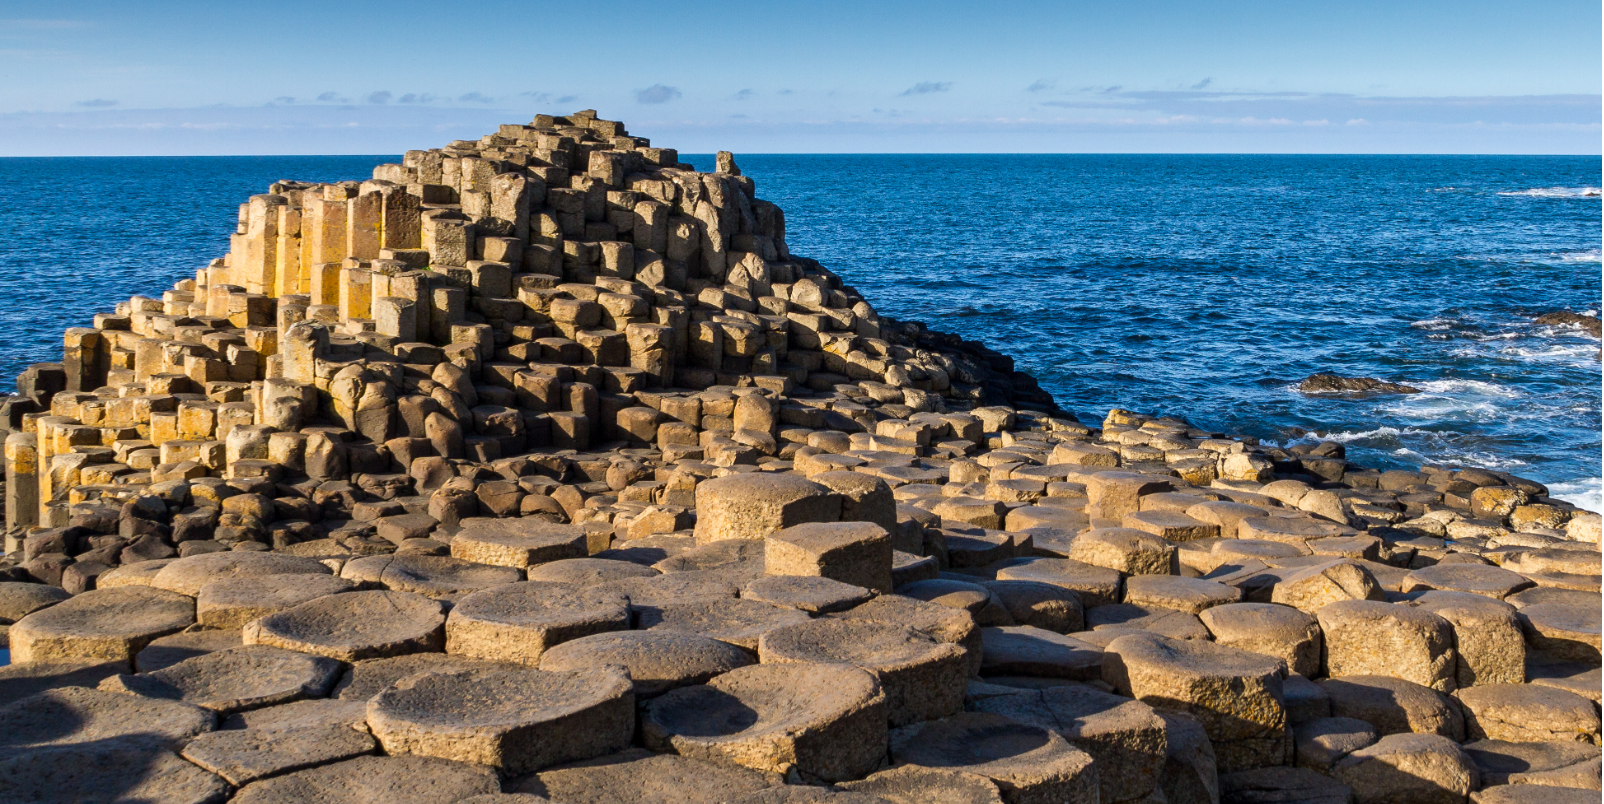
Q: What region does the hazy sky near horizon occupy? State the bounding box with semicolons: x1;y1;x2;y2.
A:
1;0;1599;155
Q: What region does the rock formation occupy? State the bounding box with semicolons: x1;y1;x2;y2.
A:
0;111;1596;803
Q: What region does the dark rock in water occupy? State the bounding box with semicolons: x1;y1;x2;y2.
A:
1534;311;1602;338
1298;373;1421;395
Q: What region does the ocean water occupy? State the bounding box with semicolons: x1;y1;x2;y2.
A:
1;153;1599;510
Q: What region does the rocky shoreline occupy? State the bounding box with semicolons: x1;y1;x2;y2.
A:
0;112;1596;803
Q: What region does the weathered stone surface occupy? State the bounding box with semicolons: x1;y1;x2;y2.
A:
1462;738;1602;787
979;626;1104;680
229;755;501;804
1157;711;1220;804
450;518;589;568
197;572;357;629
514;747;783;803
1101;632;1287;772
182;717;377;786
642;662;888;783
0;685;214;749
743;575;875;614
244;589;445;661
348;553;525;599
0;739;229;804
888;712;1099;804
334;653;520;701
1331;733;1478;804
1218;766;1353;804
1200;602;1322;678
1319;675;1466;740
638;597;811;650
1471;785;1597;804
367;665;634;774
1454;683;1600;743
766;521;894;593
541;630;752;697
1402;563;1535;599
1516;602;1601;663
837;765;1005;804
0;658;124;707
1068;528;1176;575
1410;590;1527;688
981;579;1084;634
10;585;194;665
446;581;630;664
1293;716;1378;772
994;558;1122;608
151;551;332;596
1123;575;1242;614
1270;559;1386;613
526;557;659;585
972;683;1167;803
835;594;984;676
760;618;967;726
694;473;842;545
1318;599;1458;692
135;629;244;672
0;582;71;621
100;644;341;713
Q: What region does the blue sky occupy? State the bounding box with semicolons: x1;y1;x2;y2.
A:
0;0;1598;155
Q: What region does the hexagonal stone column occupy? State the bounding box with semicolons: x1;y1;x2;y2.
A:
367;665;634;775
642;662;887;783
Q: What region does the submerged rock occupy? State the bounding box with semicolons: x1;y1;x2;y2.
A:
1535;311;1603;338
1297;373;1421;395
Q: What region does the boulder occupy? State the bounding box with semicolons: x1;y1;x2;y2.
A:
836;766;1004;804
980;626;1103;680
334;653;521;701
150;551;332;596
637;598;811;650
0;685;214;749
449;518;588;568
1122;575;1242;614
1293;716;1378;772
1410;591;1526;688
1270;559;1386;613
765;521;893;593
743;575;875;614
1297;374;1421;395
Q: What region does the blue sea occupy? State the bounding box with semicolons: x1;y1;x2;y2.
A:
0;154;1599;510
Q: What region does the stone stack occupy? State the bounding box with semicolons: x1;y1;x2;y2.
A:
0;112;1596;803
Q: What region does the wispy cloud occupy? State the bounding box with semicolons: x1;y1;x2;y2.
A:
367;91;392;104
398;93;435;104
556;94;579;104
1191;78;1213;90
1026;79;1055;93
315;91;348;103
458;92;494;104
733;88;755;100
635;84;682;104
73;99;116;108
900;81;952;96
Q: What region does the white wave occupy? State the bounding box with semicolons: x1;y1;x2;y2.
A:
1410;317;1460;331
1556;249;1602;263
1437;451;1530;470
1409;379;1523;398
1500;344;1601;361
1294;425;1432;444
1498;186;1602;198
1547;478;1604;515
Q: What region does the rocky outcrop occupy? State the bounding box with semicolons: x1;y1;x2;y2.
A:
1297;373;1421;395
0;111;1596;803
